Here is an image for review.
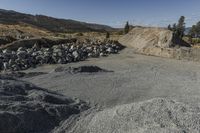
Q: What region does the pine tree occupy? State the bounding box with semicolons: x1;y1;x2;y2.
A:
176;16;185;38
172;23;177;32
195;21;200;37
106;31;110;39
124;21;130;34
168;24;172;30
189;25;197;38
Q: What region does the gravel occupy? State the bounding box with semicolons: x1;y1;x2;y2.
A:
0;75;89;133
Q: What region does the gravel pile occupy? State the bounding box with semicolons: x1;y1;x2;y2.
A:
57;98;200;133
83;98;200;133
0;40;124;71
0;75;89;133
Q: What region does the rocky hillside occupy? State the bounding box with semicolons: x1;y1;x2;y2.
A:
0;9;115;33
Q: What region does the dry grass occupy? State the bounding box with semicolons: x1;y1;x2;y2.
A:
0;23;53;37
70;32;121;41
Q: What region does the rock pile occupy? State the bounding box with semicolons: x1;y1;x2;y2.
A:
0;40;124;71
0;75;89;133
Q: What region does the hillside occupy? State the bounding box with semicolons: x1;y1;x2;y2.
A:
0;9;115;33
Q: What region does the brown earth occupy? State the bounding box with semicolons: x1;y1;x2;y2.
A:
119;27;200;61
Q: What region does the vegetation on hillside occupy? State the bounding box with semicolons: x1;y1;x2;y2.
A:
168;16;200;45
124;21;130;34
168;16;185;39
0;9;115;33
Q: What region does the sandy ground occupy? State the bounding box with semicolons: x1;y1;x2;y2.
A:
20;48;200;132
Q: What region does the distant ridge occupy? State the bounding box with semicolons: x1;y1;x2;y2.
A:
0;9;115;33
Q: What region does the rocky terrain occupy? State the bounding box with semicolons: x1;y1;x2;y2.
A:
0;75;88;133
16;47;200;133
2;24;200;133
0;39;124;71
56;98;200;133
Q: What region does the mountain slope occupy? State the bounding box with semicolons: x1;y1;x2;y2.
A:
0;9;115;33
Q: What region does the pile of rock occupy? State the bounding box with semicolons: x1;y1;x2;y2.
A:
0;40;124;71
0;75;88;133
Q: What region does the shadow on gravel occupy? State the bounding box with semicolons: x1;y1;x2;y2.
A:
54;66;114;74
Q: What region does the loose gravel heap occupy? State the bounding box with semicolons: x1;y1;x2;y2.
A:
59;98;200;133
0;40;124;71
0;75;89;133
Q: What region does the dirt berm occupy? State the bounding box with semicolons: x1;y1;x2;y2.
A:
119;27;200;61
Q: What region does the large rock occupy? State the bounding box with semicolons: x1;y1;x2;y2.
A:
0;75;88;133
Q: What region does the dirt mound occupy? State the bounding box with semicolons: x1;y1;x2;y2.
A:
0;76;88;133
54;66;113;74
64;98;200;133
119;27;190;56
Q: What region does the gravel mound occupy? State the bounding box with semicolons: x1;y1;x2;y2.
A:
0;76;89;133
54;66;113;74
65;98;200;133
119;27;190;58
119;27;190;50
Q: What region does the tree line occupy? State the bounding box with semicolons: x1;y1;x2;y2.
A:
105;21;130;39
188;22;200;38
167;16;186;39
168;16;200;44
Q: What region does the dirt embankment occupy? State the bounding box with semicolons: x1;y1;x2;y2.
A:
119;27;200;61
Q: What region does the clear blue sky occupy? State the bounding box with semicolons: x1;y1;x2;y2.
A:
0;0;200;27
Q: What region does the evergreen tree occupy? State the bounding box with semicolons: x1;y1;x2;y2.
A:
195;21;200;37
189;25;197;38
176;16;185;38
124;21;130;34
172;23;177;32
167;24;172;30
106;31;110;39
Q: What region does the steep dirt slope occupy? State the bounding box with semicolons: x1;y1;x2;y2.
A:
119;27;192;58
119;27;174;49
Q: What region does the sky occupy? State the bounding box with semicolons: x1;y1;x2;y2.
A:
0;0;200;27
